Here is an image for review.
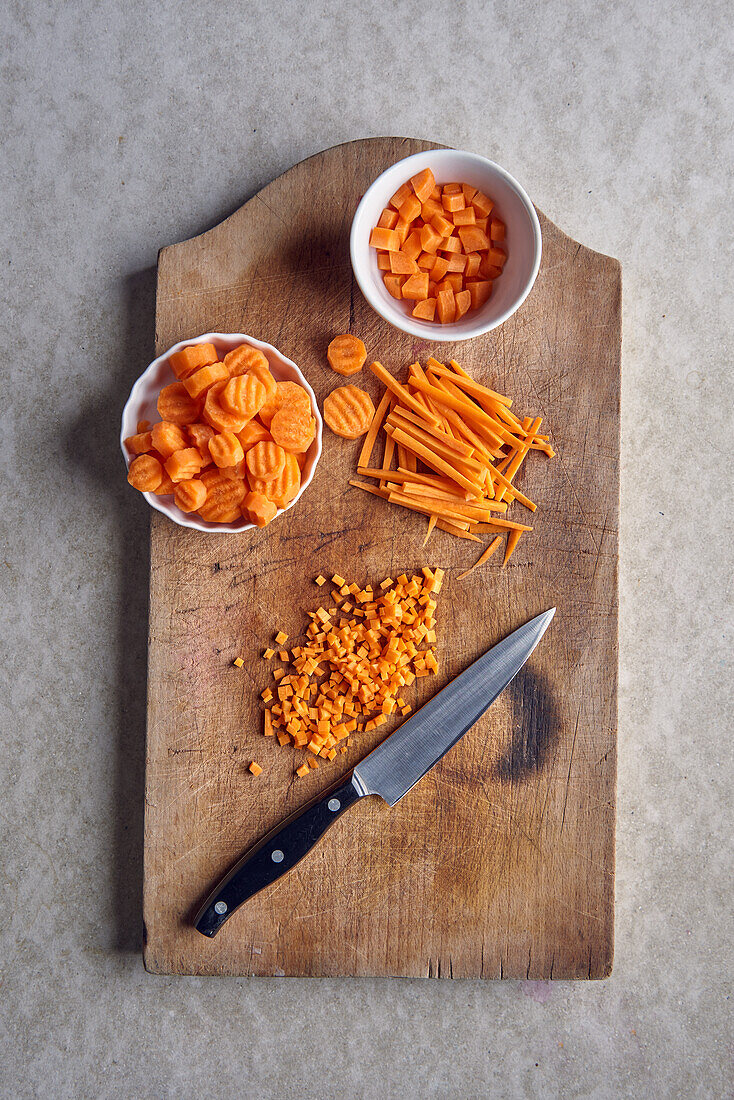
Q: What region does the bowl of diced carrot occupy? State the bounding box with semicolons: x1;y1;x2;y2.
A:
120;333;322;532
350;149;542;341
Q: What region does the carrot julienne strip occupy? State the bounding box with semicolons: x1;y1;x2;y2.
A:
358;388;392;469
457;535;503;579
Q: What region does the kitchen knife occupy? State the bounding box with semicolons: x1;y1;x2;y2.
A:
194;607;555;937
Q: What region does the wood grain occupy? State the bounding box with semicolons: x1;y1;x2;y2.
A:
143;138;620;978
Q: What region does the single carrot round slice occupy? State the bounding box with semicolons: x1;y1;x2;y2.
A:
269;409;316;454
246;440;286;480
127;454;163;492
151;421;188;458
187;422;216;465
237;420;272;452
183;360;228;400
169;342;219;380
156;382;201;426
202;381;248;434
244;491;277;528
174;478;207;513
208;431;245;469
327;334;367;377
259;381;311;427
223;344;269;378
220;374;267;419
248;451;300;508
197;469;247;522
124;430;153;455
323;385;375;439
164;447;203;484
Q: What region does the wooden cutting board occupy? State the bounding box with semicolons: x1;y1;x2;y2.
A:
143;137;619;978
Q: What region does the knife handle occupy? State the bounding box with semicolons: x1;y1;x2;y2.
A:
194;775;363;936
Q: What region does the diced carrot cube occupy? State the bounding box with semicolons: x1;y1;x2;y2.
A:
401;273;429;301
389;182;413;210
442;191;465;212
442;182;462;194
377;252;390;270
410;167;436;203
248;761;262;776
390;251;418;275
275;631;288;644
487;246;507;268
402;231;423;261
436;289;456;324
454;290;472;320
471;191;494;217
416;251;436;270
458;225;491;252
398;193;422;222
467;280;492;309
427;280;438;298
490;218;506;241
430;255;449;282
430;184;441;200
383;273;406;299
439;234;461;254
420;198;444;222
445;253;467;273
412;299;436;321
378;207;399;230
370;227;400;251
296;763;310;777
464;252;481;277
452;207;476;227
395;216;411;245
475;217;489;233
430;213;453;238
486;265;503;280
444;272;464;292
462;183;478;202
419;224;443;253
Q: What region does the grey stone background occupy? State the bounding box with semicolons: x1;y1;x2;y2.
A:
1;0;732;1097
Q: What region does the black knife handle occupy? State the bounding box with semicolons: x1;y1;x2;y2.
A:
194;775;363;936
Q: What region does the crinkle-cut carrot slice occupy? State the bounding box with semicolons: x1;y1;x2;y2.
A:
389;182;412;210
490;218;506;241
270;409;317;454
402;231;423;261
127;454;163;492
401;273;429;301
222;344;269;378
467;280;492;310
369;227;400;251
464;252;481;278
410;167;435;203
327;334;367;377
164;447;203;483
221;373;267;419
471;191;494;217
377;252;391;271
436;288;456;324
151;420;188;458
169;342;218;380
236;419;271;451
249;451;300;508
156;382;201;426
247;440;286;480
197;469;247;522
182;360;228;400
454;290;472;320
208;431;244;469
187;422;216;464
174;478;207;513
259;380;311;428
244;491;277;527
323;385;375;439
124;430;153;455
389;251;418;275
377;207;399;230
412;299;436;321
383;273;405;299
218;457;248;480
457;225;491;253
202;380;247;434
398;193;421;222
420;224;443;253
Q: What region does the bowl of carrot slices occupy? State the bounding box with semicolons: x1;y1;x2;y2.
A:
120;333;322;533
351;149;542;341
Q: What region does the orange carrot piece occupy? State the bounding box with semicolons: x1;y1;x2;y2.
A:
420;224;443;254
458;225;491;252
430;213;454;238
454;290;472;320
383;273;405;299
457;536;503;579
370;227;400;251
435;520;482;541
398;193;422;222
490;218;506;241
358;388;392;469
471;191;494;217
389;182;412;210
410;167;436;203
436;289;456;324
401;273;429;301
389;250;418;275
248;761;263;776
467;280;493;309
442;191;465;213
376;252;391;271
452;207;476;226
327;334;367;377
402;231;423;260
430;255;450;282
503;529;522;565
412;298;436;321
377;207;399;230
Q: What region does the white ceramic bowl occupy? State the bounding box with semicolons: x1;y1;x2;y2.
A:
350;149;542;342
120;332;322;533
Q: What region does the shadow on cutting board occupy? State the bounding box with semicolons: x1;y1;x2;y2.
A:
64;266;156;952
494;664;560;781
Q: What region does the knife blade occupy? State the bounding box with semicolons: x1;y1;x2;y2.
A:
194;607;555;936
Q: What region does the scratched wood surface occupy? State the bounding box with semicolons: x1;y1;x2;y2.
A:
143;138;620;978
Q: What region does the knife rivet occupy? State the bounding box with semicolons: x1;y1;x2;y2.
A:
271;849;284;863
214;901;227;915
327;798;340;812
